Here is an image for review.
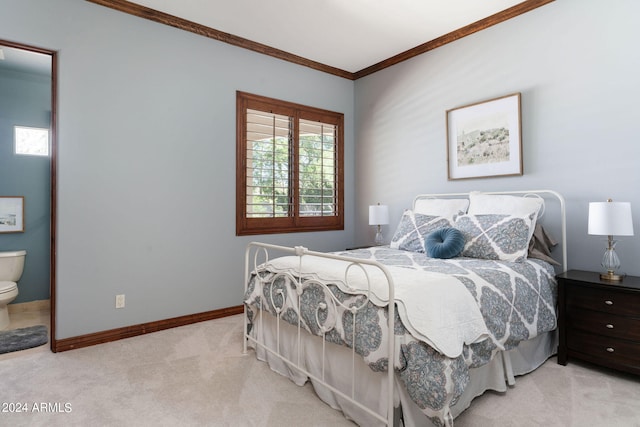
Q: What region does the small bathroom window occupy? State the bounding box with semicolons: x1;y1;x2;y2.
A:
14;126;50;156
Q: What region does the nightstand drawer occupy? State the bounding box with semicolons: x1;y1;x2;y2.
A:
567;307;640;341
566;285;640;317
567;329;640;366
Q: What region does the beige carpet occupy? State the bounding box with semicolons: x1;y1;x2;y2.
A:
0;314;638;426
455;355;640;427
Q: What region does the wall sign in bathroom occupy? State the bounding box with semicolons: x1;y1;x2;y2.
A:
0;196;24;233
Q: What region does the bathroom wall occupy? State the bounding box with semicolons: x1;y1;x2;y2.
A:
0;67;51;303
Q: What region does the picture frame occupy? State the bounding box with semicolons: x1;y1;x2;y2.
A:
446;93;522;180
0;196;25;233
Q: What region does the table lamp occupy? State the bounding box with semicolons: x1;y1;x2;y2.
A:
588;199;634;282
369;203;389;245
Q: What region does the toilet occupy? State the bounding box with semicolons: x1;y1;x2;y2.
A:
0;250;26;330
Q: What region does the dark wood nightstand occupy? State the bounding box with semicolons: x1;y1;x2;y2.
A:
557;270;640;375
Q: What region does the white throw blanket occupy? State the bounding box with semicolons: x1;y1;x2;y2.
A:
264;255;489;358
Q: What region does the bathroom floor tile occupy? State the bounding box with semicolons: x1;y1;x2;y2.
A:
0;300;51;361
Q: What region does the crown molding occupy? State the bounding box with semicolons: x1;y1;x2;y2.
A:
354;0;555;79
86;0;554;80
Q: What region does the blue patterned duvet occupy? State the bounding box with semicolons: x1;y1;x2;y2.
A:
244;247;557;426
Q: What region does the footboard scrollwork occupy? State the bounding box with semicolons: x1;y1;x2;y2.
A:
243;242;396;426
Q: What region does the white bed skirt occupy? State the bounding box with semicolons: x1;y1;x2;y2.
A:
248;313;557;427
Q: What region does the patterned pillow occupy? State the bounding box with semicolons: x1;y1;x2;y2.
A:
454;213;535;262
468;192;543;243
390;210;453;253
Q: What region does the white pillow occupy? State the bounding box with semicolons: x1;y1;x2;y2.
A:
468;192;543;241
468;192;543;216
414;198;469;219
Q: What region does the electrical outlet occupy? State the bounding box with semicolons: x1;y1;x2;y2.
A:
115;294;125;309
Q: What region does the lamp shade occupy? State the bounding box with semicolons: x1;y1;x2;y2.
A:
369;204;389;226
588;201;634;236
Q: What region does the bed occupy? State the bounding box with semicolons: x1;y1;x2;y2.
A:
243;190;567;426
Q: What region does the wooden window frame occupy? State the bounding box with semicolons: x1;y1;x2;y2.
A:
236;91;344;236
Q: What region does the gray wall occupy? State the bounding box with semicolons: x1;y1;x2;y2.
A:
0;68;51;303
354;0;640;276
4;0;639;341
1;0;355;339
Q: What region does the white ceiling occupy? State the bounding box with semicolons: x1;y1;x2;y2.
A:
128;0;524;73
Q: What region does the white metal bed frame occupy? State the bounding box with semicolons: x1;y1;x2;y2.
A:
243;243;397;425
243;190;567;426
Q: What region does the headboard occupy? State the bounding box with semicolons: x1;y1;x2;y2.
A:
412;190;567;272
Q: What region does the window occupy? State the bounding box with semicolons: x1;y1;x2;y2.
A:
236;92;344;235
14;126;50;156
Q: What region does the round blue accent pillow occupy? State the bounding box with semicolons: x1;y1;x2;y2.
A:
426;227;465;259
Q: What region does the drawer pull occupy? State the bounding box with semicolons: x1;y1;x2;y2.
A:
606;347;615;353
604;300;613;305
606;324;614;329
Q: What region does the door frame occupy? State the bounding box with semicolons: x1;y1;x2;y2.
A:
0;39;58;351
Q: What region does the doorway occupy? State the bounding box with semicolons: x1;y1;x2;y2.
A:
0;39;57;351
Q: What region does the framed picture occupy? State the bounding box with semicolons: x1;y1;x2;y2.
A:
446;93;522;180
0;196;25;233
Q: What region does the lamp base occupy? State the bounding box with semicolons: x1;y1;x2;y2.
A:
374;231;384;246
600;271;624;282
599;240;624;282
